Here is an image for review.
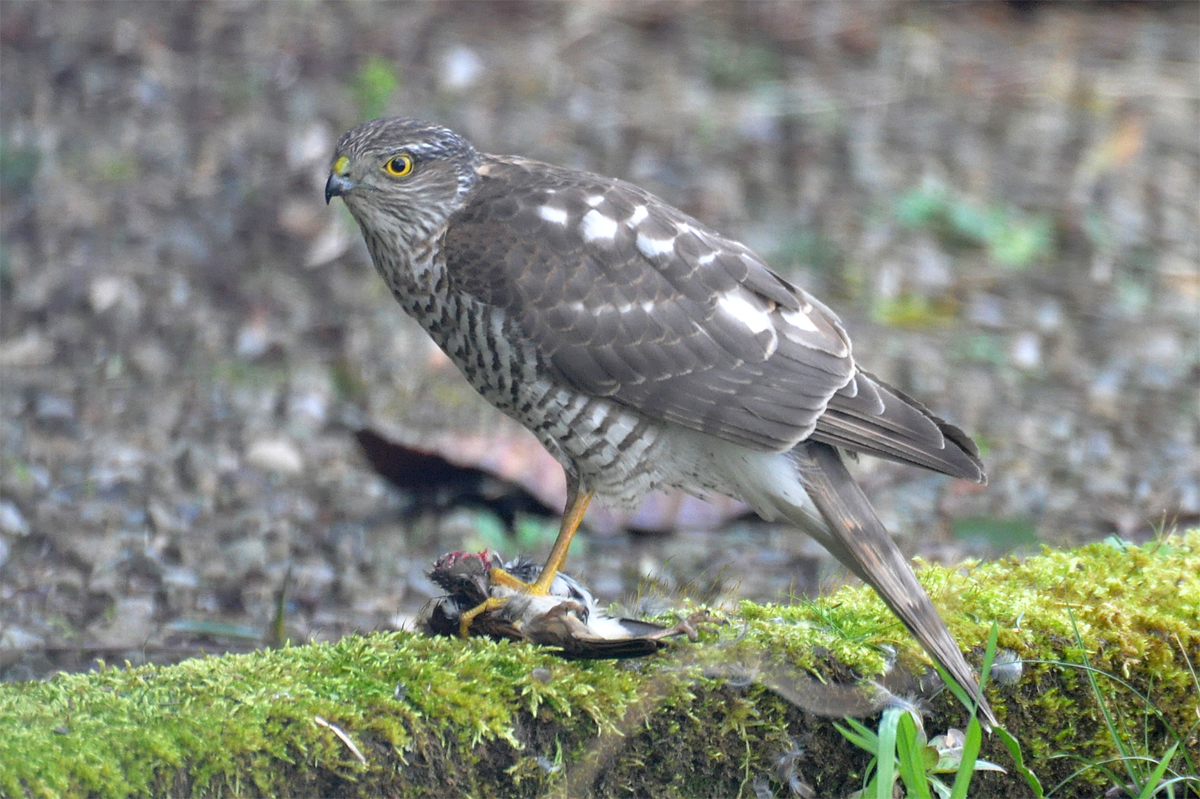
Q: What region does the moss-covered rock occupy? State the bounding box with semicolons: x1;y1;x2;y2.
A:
3;532;1197;798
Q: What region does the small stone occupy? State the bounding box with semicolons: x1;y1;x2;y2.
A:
0;501;30;536
287;121;332;171
1088;366;1125;420
1011;332;1042;370
235;317;272;360
88;596;156;646
0;330;55;367
0;626;44;652
33;392;76;424
246;438;304;476
219;539;268;582
89;275;143;323
1035;299;1064;333
441;45;483;91
291;560;336;604
88;276;124;314
162;566;199;590
967;293;1006;328
130;340;172;380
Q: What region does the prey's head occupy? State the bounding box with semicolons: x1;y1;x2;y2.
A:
325;117;479;243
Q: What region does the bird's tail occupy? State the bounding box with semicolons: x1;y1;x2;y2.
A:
720;438;997;729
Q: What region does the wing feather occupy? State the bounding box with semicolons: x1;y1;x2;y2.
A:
444;156;984;480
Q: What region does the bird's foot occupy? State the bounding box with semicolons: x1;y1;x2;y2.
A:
648;610;727;642
456;566;556;638
457;595;508;638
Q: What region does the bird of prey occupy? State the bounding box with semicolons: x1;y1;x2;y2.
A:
424;549;711;659
326;117;997;727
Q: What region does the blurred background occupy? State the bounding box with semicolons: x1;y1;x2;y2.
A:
1;0;1196;679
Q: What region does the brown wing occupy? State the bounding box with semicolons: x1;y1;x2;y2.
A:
814;371;985;482
444;156;983;481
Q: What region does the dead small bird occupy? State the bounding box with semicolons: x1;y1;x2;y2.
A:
424;550;713;660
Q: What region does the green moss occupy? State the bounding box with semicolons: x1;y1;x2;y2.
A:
2;532;1197;798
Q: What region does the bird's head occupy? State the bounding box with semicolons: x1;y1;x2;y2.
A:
325;117;480;244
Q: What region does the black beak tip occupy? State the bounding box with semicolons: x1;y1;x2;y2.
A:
324;173;352;205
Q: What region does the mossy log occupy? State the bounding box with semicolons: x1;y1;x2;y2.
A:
3;532;1197;799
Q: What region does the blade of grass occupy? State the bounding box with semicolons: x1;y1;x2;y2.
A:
996;727;1045;799
1067;608;1139;789
949;715;983;799
875;708;899;799
1135;743;1179;799
896;711;933;799
834;718;879;753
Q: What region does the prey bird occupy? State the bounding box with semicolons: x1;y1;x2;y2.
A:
424;550;712;659
326;117;996;727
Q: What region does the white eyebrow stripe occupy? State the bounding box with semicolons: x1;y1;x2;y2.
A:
538;205;570;225
636;232;675;258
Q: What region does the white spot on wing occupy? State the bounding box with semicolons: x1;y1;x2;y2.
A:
629;205;649;225
717;292;773;334
538;205;569;226
781;307;819;333
581;209;619;241
637;231;675;258
697;252;717;265
586;195;605;207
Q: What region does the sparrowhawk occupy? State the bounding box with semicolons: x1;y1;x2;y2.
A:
326;117;996;727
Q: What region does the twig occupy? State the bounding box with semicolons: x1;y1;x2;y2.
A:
313;715;367;765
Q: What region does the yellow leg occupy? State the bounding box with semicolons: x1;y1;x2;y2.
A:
529;486;593;595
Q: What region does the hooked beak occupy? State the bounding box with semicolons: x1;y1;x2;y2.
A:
325;155;354;204
324;172;354;205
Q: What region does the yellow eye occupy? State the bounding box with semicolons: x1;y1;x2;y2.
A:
383;154;414;177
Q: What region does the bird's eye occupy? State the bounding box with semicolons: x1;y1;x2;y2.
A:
383;154;414;177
